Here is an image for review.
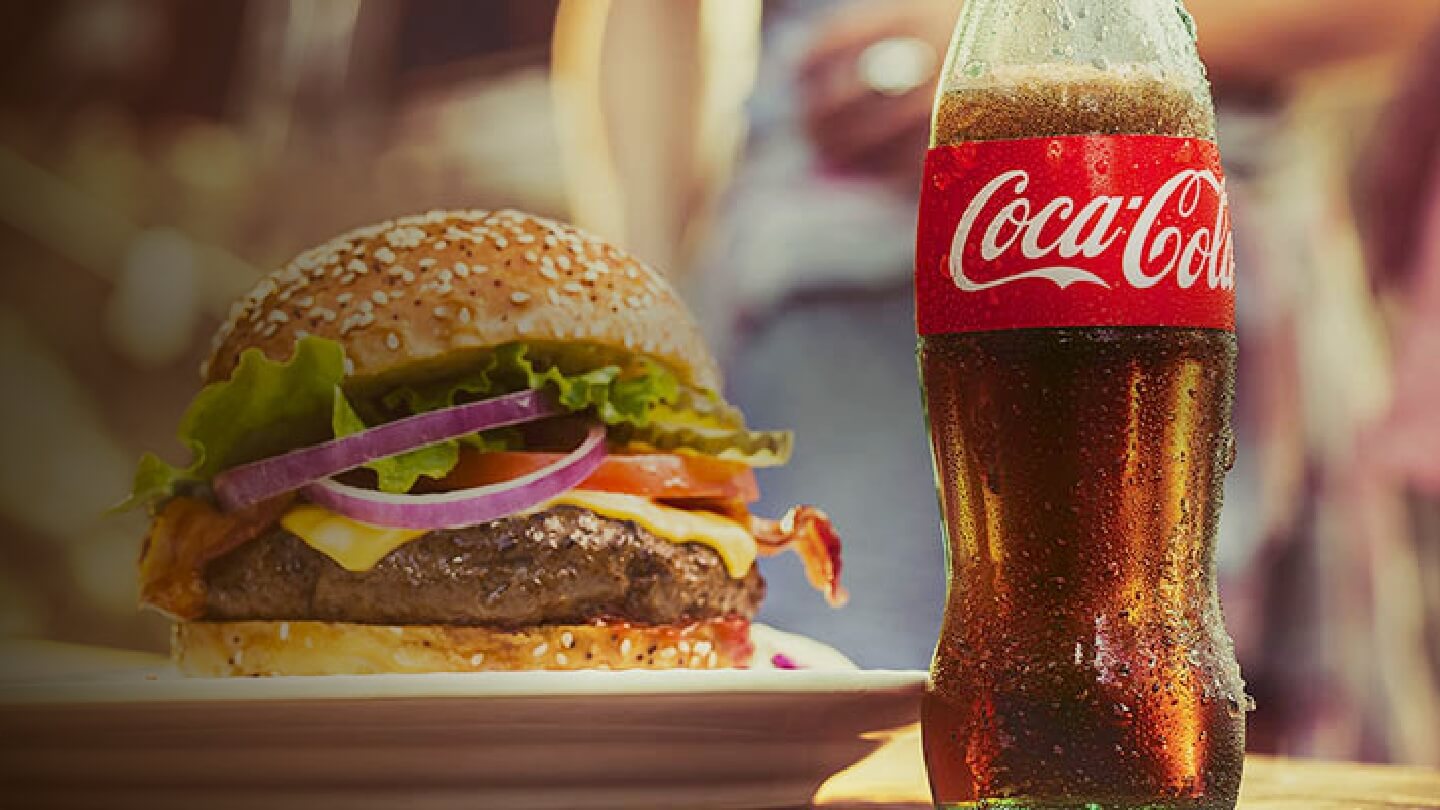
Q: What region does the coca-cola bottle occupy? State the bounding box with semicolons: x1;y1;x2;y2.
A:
915;1;1248;808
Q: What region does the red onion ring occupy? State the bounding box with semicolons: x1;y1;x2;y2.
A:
215;389;561;512
303;422;607;529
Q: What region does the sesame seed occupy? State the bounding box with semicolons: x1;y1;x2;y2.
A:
544;235;558;247
470;653;485;666
517;234;536;244
262;324;279;337
472;264;489;274
433;306;450;318
434;241;447;250
375;247;397;264
620;638;633;656
454;262;470;277
625;266;639;279
296;295;315;308
418;258;437;268
386;333;400;350
524;250;539;263
360;300;375;313
347;259;367;274
540;266;559;280
556;256;572;270
458;308;472;324
402;270;416;283
563;282;583;294
511;291;531;304
556;653;569;666
268;310;289;323
438;268;454;282
582;270;599;283
372;291;389;305
494;237;509;248
279;622;290;640
386;226;425;249
533;643;549;658
561;631;575;648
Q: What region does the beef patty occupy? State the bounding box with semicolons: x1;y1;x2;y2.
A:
202;505;765;627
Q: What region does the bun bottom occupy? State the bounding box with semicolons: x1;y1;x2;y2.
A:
174;617;755;676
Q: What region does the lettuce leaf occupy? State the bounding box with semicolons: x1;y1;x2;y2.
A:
124;337;789;507
119;336;346;510
383;343;680;428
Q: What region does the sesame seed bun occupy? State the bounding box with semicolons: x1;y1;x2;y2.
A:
204;210;721;392
173;618;755;675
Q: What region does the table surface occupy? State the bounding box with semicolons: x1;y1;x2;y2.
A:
817;726;1440;809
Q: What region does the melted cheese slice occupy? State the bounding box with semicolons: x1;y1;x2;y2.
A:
280;505;426;572
279;493;757;578
545;491;757;578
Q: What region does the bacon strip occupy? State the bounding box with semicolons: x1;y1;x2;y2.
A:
138;495;292;620
750;506;848;607
663;497;848;606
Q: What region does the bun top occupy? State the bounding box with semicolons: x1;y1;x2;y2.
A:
204;210;721;392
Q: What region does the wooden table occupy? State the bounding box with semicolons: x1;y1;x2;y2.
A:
817;726;1440;808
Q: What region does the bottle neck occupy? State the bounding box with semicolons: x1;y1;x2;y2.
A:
932;0;1216;143
941;0;1210;93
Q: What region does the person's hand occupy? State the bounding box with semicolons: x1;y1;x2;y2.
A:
798;0;958;186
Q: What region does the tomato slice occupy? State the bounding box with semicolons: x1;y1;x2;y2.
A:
440;450;760;502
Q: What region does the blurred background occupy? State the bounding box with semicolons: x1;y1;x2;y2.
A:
1;0;1438;769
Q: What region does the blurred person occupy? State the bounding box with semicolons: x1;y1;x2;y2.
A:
1349;25;1440;766
557;0;1440;763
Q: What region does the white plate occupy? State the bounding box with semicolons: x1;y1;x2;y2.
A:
0;627;925;810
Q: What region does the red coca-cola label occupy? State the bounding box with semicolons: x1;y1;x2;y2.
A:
916;135;1235;334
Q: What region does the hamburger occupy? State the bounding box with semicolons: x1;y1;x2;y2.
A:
129;210;843;676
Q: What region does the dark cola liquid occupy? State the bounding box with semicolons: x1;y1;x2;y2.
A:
920;79;1246;810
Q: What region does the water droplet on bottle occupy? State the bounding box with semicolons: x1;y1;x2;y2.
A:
1176;3;1198;41
1052;0;1078;30
963;59;989;78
